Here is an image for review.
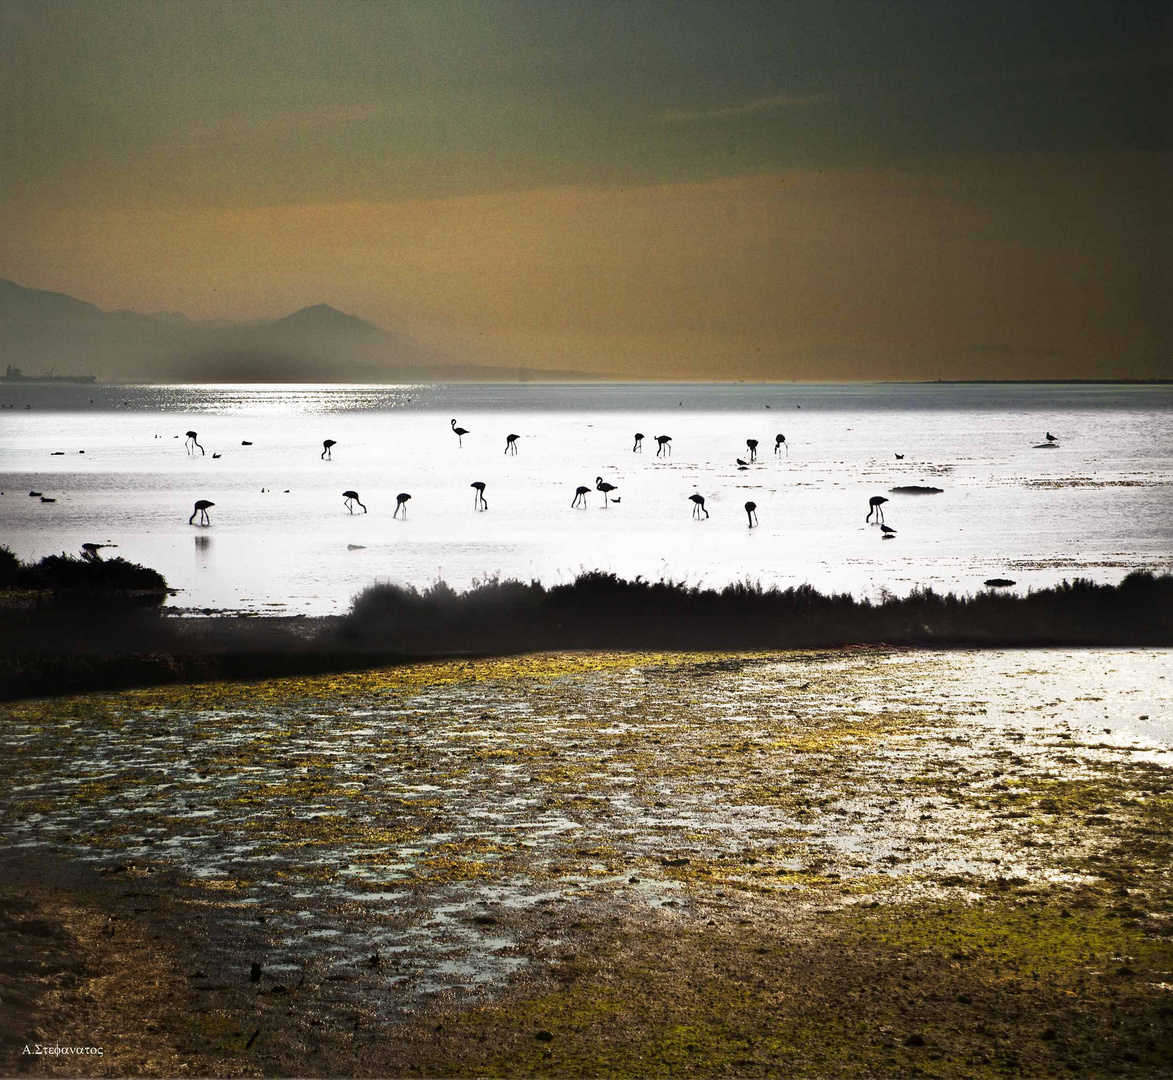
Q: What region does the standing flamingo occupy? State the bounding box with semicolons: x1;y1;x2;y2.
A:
451;419;469;447
689;494;709;519
322;439;336;460
571;485;590;508
342;490;367;513
471;481;488;510
504;434;519;455
655;435;672;457
185;431;204;456
394;493;411;518
775;434;787;457
189;499;214;525
633;433;644;452
596;476;618;506
745;501;758;527
746;439;758;462
866;496;888;523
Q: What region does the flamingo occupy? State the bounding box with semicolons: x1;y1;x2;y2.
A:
745;501;758;527
452;419;469;447
775;434;787;457
189;499;214;525
655;435;672;457
746;438;758;462
866;496;888;524
185;431;204;456
471;481;488;510
394;493;411;518
689;494;709;519
633;433;644;452
571;485;590;508
596;476;618;506
342;490;367;513
504;434;519;455
322;439;336;460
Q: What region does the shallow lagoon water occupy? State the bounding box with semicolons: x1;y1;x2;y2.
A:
1;382;1171;613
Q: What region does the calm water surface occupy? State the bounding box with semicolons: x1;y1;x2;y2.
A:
1;382;1170;614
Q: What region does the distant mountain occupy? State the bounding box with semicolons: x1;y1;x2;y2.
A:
0;280;588;383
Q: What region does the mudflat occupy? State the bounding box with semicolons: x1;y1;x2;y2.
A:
2;649;1171;1077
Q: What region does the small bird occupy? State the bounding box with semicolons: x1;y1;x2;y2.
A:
689;493;709;519
596;476;618;506
894;453;904;460
471;481;488;510
39;496;56;503
633;433;644;452
745;501;758;527
866;496;888;524
880;523;897;538
394;492;411;518
80;542;115;560
572;485;590;508
451;419;469;447
321;439;336;459
241;440;253;446
212;452;221;459
342;490;367;513
1045;432;1057;443
189;499;214;525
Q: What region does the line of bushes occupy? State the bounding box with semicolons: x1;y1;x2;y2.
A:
0;546;168;599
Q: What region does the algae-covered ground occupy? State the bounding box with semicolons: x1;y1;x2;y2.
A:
1;649;1171;1077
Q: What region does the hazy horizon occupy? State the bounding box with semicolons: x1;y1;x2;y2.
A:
2;1;1170;381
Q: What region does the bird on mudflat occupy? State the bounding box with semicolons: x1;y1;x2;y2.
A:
1045;432;1058;443
866;496;888;524
596;476;618;506
185;431;204;456
342;490;367;513
633;433;644;452
746;439;759;462
775;434;787;457
655;435;672;457
880;523;897;538
745;501;758;527
471;481;488;510
505;434;519;455
394;493;411;518
572;485;590;508
321;439;336;460
452;419;470;447
689;493;709;519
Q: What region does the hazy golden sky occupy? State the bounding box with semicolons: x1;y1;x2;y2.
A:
2;0;1170;379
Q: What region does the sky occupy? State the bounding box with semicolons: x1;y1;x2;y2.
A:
1;0;1170;380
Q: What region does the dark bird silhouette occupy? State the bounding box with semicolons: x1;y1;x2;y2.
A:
39;496;56;503
746;438;758;462
394;492;411;518
633;433;644;452
471;481;488;510
689;493;709;519
572;485;590;508
321;439;336;460
451;419;469;447
1046;432;1057;443
241;440;253;446
81;542;115;560
342;490;367;513
504;434;519;455
189;499;214;526
736;457;749;467
745;501;758;527
655;435;672;457
28;491;42;497
212;452;221;459
596;476;618;506
880;523;897;538
775;434;787;457
894;453;904;460
866;496;888;523
185;431;204;456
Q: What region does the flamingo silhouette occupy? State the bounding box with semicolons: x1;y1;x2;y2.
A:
394;493;411;518
866;496;888;523
633;433;644;452
471;481;488;510
746;438;758;462
185;431;204;456
322;439;336;460
745;501;758;527
572;485;590;508
655;435;672;457
689;494;709;519
504;434;519;455
596;476;618;506
342;490;367;513
452;419;469;447
775;434;787;457
189;499;214;525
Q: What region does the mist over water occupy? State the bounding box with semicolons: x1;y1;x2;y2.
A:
1;383;1171;615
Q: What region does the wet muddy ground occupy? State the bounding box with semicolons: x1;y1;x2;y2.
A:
2;649;1171;1077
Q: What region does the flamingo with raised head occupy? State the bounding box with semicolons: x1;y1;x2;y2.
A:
596;476;618;506
452;419;469;447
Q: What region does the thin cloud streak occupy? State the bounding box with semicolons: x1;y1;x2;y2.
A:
660;92;839;124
